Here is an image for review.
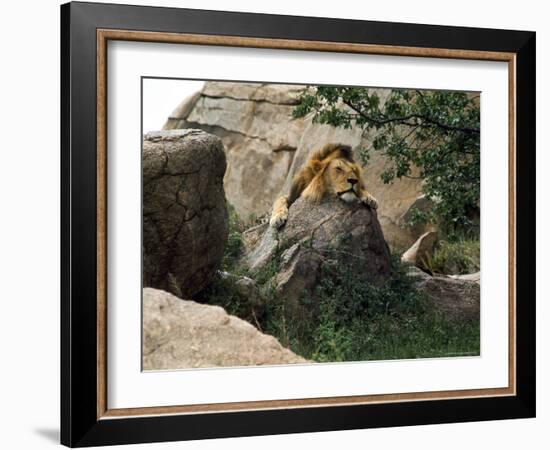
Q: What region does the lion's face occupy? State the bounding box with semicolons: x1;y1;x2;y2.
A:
323;158;362;203
297;144;366;204
271;143;377;230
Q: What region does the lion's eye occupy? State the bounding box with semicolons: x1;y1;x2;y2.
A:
335;167;343;172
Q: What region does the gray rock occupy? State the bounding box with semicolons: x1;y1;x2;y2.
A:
246;196;391;309
142;288;307;370
405;265;480;321
399;194;434;240
401;230;439;271
400;194;433;225
163;91;201;130
406;265;432;280
246;225;280;273
188;96;304;149
219;271;266;312
202;82;305;105
241;221;269;254
274;246;324;310
142;129;228;298
163;83;308;218
414;275;480;321
449;272;481;284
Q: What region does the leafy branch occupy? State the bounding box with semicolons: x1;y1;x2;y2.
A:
293;86;480;236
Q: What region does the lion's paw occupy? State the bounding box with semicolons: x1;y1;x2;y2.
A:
362;194;379;210
269;212;288;229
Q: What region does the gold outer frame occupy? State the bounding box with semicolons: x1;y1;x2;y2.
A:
96;29;516;420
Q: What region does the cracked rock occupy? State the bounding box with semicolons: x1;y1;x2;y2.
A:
143;129;229;298
246;196;392;311
142;288;307;370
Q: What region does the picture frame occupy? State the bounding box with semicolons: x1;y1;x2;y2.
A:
60;1;536;447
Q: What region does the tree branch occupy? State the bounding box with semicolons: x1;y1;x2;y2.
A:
343;99;480;135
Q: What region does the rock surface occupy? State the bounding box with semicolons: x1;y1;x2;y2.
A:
241;222;269;253
219;270;266;315
274;245;325;309
142;288;307;370
162;82;428;249
449;272;481;284
247;196;392;308
401;230;438;271
407;267;480;321
164;82;306;220
399;194;434;237
142;129;228;298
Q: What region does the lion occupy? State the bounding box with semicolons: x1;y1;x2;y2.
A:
269;143;379;229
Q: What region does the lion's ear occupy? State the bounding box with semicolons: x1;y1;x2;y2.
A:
338;145;353;160
310;159;325;174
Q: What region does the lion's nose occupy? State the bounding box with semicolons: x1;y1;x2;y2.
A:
347;178;358;185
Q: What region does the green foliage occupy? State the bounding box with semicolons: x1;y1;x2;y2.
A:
200;204;479;363
198;214;299;326
196;203;254;320
426;239;480;275
294;87;480;236
196;271;253;320
221;204;246;271
263;254;479;362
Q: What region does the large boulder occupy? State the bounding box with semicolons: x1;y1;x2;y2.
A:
408;267;480;321
142;129;228;298
142;288;307;370
246;196;392;309
401;230;438;271
163;82;428;250
164;82;307;220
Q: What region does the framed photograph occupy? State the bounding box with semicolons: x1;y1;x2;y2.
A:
61;1;535;447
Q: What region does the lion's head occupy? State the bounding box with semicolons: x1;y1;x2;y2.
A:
270;143;376;229
298;143;365;204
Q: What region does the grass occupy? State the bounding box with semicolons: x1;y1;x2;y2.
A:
263;254;479;362
220;204;247;272
199;204;480;363
196;271;256;321
426;238;480;275
309;308;480;362
195;204;260;322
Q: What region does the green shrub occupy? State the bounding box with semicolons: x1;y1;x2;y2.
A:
293;87;480;236
196;272;259;323
201;205;479;363
428;239;480;275
196;203;254;320
221;204;246;272
263;254;480;362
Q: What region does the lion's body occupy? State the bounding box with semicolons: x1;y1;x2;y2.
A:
270;143;378;229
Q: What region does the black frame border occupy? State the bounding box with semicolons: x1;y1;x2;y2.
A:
61;2;535;447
